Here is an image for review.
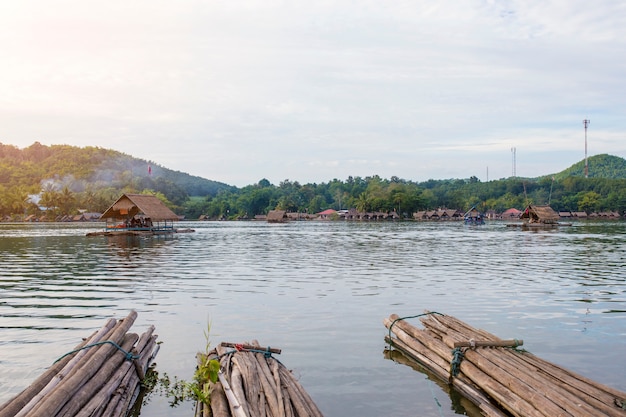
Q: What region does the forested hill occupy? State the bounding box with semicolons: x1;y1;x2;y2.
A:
0;142;234;200
2;142;626;220
551;154;626;180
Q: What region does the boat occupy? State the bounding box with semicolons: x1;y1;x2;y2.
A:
463;206;485;225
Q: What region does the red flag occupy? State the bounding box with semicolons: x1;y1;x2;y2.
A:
148;166;152;175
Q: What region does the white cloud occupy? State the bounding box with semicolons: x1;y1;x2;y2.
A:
0;1;624;186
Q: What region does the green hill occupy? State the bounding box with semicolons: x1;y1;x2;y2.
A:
0;142;234;216
2;142;625;220
551;154;626;180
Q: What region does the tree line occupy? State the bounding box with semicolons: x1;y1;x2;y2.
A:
1;142;625;220
184;175;626;220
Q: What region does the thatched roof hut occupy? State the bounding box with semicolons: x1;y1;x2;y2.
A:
267;210;287;223
520;204;559;224
100;194;178;222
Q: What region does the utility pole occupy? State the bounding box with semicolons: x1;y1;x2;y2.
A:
583;119;590;178
511;147;516;178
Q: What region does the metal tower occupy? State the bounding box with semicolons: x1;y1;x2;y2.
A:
583;119;590;178
511;147;516;178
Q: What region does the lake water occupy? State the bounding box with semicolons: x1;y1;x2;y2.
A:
1;220;625;417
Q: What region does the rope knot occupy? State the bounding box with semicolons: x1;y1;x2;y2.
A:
449;347;465;380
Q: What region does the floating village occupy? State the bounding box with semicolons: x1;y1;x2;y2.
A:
2;194;625;416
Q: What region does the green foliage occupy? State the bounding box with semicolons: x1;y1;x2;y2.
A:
148;321;220;408
2;142;626;219
0;142;232;218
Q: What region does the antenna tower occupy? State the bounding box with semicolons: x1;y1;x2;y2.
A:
583;119;590;178
511;147;516;178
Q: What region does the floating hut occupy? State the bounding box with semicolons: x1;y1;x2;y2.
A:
464;206;485;225
266;210;288;223
87;193;191;236
0;310;158;417
384;312;626;417
507;204;571;229
195;341;323;417
520;204;559;224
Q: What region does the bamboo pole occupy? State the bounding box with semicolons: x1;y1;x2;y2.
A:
383;317;509;417
12;319;118;417
74;326;155;417
218;370;248;417
254;356;282;416
220;342;282;354
55;333;139;417
26;310;138;417
387;314;550;417
387;313;626;417
454;339;523;348
0;334;93;417
107;334;159;417
423;313;624;416
270;359;285;417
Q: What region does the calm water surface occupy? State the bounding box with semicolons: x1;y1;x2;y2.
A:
1;220;625;417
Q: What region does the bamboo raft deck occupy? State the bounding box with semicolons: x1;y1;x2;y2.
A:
384;312;626;417
195;341;324;417
0;311;159;417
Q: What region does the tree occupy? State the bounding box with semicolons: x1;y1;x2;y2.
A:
578;191;601;214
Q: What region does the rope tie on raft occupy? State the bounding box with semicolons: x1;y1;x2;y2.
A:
387;311;444;350
449;347;465;381
55;340;141;363
216;344;277;361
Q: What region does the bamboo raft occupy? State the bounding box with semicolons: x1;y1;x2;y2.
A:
195;341;324;417
0;310;159;417
384;312;626;417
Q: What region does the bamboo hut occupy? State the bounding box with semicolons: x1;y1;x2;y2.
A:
384;312;626;417
88;193;183;235
519;204;559;224
267;210;288;223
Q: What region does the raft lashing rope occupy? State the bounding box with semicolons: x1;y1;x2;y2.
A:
386;311;444;351
448;338;524;382
55;340;141;363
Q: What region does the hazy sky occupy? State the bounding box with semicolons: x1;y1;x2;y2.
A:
1;1;625;187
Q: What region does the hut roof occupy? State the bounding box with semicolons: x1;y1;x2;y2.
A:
520;205;559;223
100;194;178;221
267;210;287;223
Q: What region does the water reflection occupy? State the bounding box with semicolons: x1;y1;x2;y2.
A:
0;221;624;417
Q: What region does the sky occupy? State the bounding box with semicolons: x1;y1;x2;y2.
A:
1;1;625;187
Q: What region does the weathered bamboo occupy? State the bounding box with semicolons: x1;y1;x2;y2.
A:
454;339;523;348
220;342;282;354
207;342;322;417
25;310;138;417
208;380;231;417
383;317;510;417
270;359;286;417
55;333;139;417
251;353;281;416
3;320;121;417
219;370;248;417
0;311;157;417
278;366;323;417
423;313;624;417
0;335;93;417
386;312;626;417
74;326;156;417
421;318;575;416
